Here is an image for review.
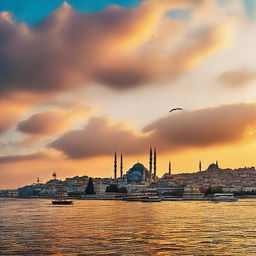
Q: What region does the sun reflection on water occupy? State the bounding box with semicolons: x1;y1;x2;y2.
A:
1;199;256;255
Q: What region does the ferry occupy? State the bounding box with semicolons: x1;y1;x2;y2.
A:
123;192;161;202
141;196;162;202
123;193;148;201
52;200;73;205
52;195;73;205
52;189;73;205
210;193;238;202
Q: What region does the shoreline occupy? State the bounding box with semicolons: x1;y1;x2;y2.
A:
1;195;255;201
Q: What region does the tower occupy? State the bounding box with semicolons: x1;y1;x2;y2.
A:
120;154;123;178
37;177;40;183
168;161;171;175
199;161;202;172
114;152;117;179
149;147;152;182
216;160;219;169
52;172;57;180
153;148;156;180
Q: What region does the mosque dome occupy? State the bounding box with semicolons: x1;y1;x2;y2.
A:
207;163;219;171
162;173;172;179
126;162;147;183
132;162;146;170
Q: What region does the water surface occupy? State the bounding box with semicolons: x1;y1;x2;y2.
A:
1;198;256;255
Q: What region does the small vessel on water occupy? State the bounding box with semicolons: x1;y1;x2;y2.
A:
52;187;73;205
123;193;148;201
123;191;161;202
141;196;162;202
52;198;73;205
210;193;238;202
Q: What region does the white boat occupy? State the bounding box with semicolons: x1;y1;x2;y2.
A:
210;193;238;202
123;193;149;201
141;196;162;202
123;192;161;202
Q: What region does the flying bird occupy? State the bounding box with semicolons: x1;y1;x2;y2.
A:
169;108;183;113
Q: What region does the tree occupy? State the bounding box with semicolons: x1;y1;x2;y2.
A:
85;177;95;194
106;184;118;193
118;187;128;193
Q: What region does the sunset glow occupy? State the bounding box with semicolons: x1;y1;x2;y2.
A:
0;0;256;188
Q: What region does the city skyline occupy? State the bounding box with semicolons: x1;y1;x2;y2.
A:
1;0;256;189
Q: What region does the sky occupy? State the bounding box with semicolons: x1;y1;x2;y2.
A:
0;0;256;188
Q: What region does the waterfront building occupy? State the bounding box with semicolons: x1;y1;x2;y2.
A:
94;179;108;194
170;164;256;193
18;185;39;197
0;189;18;197
65;176;89;186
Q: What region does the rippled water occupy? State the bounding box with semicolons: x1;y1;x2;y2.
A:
1;198;256;255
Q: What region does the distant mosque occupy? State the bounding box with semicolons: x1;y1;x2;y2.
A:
113;147;165;184
198;160;220;172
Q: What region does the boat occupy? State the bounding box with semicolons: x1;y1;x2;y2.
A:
210;193;238;202
52;199;73;205
123;192;161;202
52;186;73;205
141;196;162;202
123;193;148;201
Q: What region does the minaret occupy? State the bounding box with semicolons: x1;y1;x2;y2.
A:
216;160;219;169
149;147;152;182
37;177;40;183
168;161;171;175
114;152;117;179
153;148;156;180
199;161;202;172
120;154;123;178
52;172;57;180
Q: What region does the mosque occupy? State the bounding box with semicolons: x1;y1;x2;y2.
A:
113;147;172;184
126;162;150;183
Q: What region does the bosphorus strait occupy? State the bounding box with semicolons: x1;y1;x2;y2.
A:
1;198;256;255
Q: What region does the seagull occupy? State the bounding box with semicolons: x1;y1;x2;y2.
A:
169;108;183;113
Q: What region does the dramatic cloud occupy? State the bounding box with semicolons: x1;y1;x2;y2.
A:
0;92;40;134
17;107;92;135
0;151;46;164
218;69;256;88
50;103;256;158
0;0;234;96
145;103;256;150
49;116;149;158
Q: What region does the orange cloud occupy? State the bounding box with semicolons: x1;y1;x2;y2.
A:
49;103;256;159
174;21;233;70
0;151;47;164
17;107;92;135
49;116;149;158
145;103;256;150
0;0;234;96
219;69;256;88
0;92;42;134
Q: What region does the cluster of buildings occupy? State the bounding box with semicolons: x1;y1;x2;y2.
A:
1;147;256;198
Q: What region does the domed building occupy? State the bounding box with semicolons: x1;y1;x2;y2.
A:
162;173;172;179
207;162;219;172
112;147;158;184
125;162;150;183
